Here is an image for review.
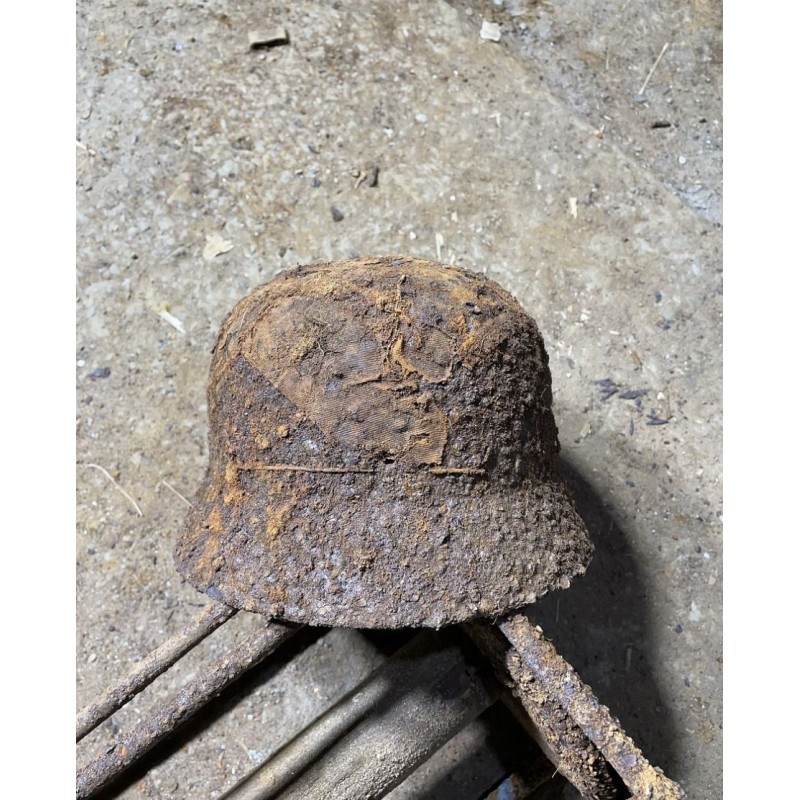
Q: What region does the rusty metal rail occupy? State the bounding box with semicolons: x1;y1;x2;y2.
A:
76;619;298;799
466;621;620;799
76;602;237;741
499;614;686;800
76;609;684;799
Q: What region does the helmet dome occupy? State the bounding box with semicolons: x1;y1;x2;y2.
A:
174;257;592;628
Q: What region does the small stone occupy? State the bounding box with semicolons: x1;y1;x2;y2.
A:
232;136;254;151
88;367;111;380
219;160;237;177
205;585;224;601
480;21;502;42
673;624;683;634
678;156;687;165
331;206;344;222
366;166;379;187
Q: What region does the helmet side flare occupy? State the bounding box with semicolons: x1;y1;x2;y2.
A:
174;256;592;628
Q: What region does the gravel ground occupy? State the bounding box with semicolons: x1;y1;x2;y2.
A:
76;1;722;797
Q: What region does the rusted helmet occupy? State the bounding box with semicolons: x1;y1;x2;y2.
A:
174;257;592;628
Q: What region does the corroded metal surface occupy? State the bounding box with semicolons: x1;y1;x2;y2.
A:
499;614;685;800
76;602;236;742
175;257;592;628
466;621;620;800
76;619;298;799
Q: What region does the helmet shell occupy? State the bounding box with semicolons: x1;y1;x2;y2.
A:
174;257;592;628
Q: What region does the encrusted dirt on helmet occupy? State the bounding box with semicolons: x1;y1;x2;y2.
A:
174;256;592;628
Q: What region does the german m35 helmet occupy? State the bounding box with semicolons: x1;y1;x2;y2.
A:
174;257;592;628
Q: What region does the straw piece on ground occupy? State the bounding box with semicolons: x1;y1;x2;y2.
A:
639;42;670;95
158;478;192;507
85;463;143;516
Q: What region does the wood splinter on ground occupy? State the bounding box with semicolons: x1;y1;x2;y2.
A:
638;42;670;96
248;28;290;49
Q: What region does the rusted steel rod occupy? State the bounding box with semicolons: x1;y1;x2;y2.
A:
76;601;237;741
219;631;500;800
76;619;298;799
465;621;619;800
499;613;686;800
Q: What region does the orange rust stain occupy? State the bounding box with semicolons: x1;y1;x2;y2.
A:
240;273;454;466
265;500;295;539
223;462;244;506
206;504;223;534
193;531;222;585
268;585;287;606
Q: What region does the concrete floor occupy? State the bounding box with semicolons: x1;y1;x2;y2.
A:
76;1;722;797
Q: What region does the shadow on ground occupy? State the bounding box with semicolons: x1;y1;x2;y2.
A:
532;457;679;777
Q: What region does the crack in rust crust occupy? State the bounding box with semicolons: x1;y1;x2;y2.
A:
174;256;593;628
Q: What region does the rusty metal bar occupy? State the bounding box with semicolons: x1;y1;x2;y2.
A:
465;621;620;800
76;619;298;799
219;630;500;800
499;613;686;800
76;602;237;741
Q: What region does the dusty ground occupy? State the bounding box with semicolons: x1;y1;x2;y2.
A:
76;1;722;798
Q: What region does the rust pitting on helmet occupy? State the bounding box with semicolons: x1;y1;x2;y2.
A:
174;256;593;628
